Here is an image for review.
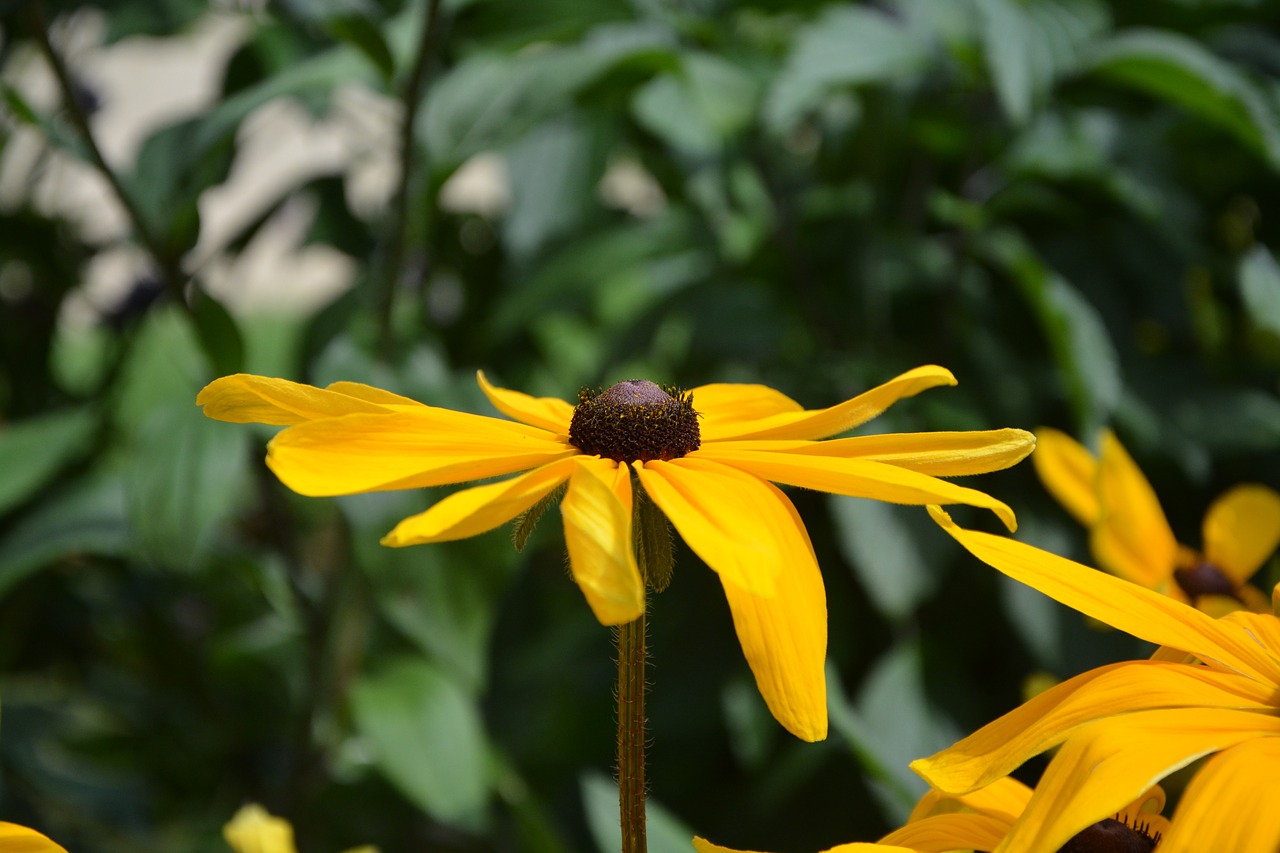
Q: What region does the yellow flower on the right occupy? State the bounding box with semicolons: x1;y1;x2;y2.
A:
1033;427;1280;612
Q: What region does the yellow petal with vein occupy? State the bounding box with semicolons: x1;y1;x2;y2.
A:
635;459;790;597
0;823;69;853
381;457;576;546
928;506;1280;684
717;481;827;741
699;365;956;442
908;776;1031;824
266;410;574;496
782;429;1035;477
198;374;395;425
689;383;802;422
323;381;425;407
1090;430;1178;588
561;459;644;625
1031;428;1100;526
880;813;1009;852
701;449;1017;531
477;371;574;434
1159;738;1280;853
1203;484;1280;583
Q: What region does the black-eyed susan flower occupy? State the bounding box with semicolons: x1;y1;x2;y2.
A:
1034;427;1280;613
915;506;1280;853
0;822;67;853
692;777;1168;852
198;367;1033;741
223;804;375;853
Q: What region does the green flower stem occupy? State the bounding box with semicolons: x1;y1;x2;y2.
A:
616;608;647;853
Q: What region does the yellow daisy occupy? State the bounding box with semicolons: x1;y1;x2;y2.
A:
198;366;1033;741
1034;427;1280;612
0;822;68;853
223;804;376;853
692;777;1168;852
914;506;1280;853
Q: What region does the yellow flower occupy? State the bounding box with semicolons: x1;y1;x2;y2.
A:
198;366;1033;741
1034;427;1280;612
223;804;376;853
0;822;68;853
692;778;1168;852
914;506;1280;853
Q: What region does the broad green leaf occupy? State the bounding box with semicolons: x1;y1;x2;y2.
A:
0;407;96;516
114;307;208;435
1240;245;1280;339
325;14;395;83
189;286;245;376
581;771;696;853
503;116;605;259
829;496;938;621
350;658;490;831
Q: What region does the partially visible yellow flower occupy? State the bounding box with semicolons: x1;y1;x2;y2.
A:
915;506;1280;853
1034;427;1280;612
692;777;1168;852
0;822;68;853
223;804;376;853
200;367;1034;741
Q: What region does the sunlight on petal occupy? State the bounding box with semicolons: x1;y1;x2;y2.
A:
689;383;803;422
0;823;69;853
879;813;1008;852
1159;738;1280;853
323;381;425;407
198;374;395;425
717;482;827;741
908;776;1031;825
778;429;1036;477
561;459;645;625
1031;428;1100;526
699;365;957;442
477;370;575;434
702;449;1017;531
266;410;574;495
1090;430;1178;589
929;507;1280;684
381;457;577;546
1203;484;1280;584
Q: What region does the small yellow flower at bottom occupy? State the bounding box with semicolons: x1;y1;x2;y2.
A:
223;804;376;853
0;822;68;853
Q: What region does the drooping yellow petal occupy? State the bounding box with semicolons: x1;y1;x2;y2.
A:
1089;430;1179;589
688;383;803;422
1158;737;1280;853
1031;428;1100;526
879;813;1009;852
476;370;575;434
561;458;645;625
908;776;1031;824
693;839;918;853
381;457;577;546
773;429;1036;477
698;366;957;442
265;410;575;496
716;481;827;741
198;374;398;425
700;448;1017;531
223;804;297;853
0;823;69;853
928;506;1280;684
911;659;1274;793
1202;484;1280;584
996;708;1280;853
634;458;789;596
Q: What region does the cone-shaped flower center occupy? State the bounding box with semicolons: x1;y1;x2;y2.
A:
569;380;700;463
1057;818;1159;853
1173;558;1239;602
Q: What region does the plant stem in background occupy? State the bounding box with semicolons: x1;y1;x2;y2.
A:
616;608;648;853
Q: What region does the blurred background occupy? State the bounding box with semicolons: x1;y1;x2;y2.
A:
2;0;1279;850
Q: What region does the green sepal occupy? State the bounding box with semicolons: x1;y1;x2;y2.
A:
634;486;674;593
512;483;566;552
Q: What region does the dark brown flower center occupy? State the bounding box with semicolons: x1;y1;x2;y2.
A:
1173;559;1239;602
569;380;700;463
1058;817;1160;853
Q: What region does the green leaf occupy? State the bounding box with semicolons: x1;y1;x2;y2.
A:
325;14;395;83
503;116;606;259
829;497;937;621
189;286;245;376
350;658;490;831
1239;245;1280;339
580;771;696;853
975;0;1037;125
0;407;96;517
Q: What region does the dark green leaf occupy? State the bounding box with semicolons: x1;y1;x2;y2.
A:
189;286;245;376
0;407;96;516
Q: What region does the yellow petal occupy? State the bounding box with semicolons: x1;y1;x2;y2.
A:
699;366;957;442
1159;737;1280;853
717;481;827;741
996;708;1280;853
688;383;803;422
1089;430;1178;589
775;429;1036;477
0;823;69;853
265;410;575;496
880;813;1009;851
561;458;645;625
907;776;1031;824
911;659;1275;794
476;371;574;434
381;457;577;546
693;839;917;853
700;448;1018;531
634;459;790;596
197;374;395;425
1030;428;1100;526
323;381;425;407
1202;484;1280;584
928;506;1280;684
223;804;297;853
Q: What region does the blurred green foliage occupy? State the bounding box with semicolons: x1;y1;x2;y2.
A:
2;0;1279;850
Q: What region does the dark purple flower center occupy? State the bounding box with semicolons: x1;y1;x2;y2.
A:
1173;559;1240;602
569;380;700;463
1058;817;1160;853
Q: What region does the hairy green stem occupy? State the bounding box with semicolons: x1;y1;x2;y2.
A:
616;609;647;853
